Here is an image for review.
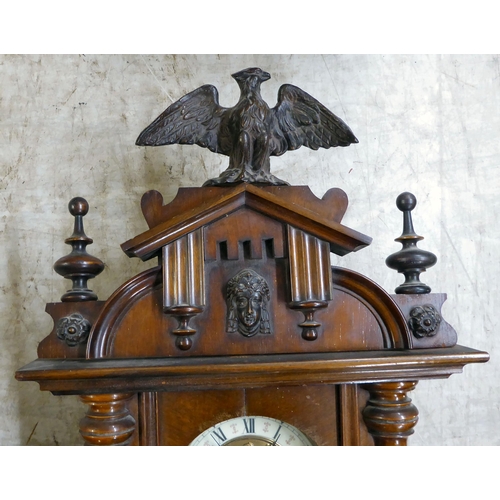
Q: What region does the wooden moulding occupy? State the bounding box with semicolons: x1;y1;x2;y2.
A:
331;266;411;349
121;184;372;261
84;265;411;358
140;185;350;229
15;345;489;395
85;267;162;359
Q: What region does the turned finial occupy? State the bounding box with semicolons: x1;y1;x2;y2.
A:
386;192;437;294
53;197;105;301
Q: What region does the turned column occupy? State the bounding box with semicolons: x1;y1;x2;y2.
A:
362;381;419;446
79;393;136;445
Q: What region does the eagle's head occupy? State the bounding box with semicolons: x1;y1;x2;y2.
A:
231;68;271;86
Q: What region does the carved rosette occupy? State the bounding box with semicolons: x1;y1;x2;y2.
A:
287;227;332;340
163;229;205;350
226;269;271;337
56;313;91;346
408;305;441;338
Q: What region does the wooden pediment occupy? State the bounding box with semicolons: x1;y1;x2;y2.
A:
121;184;372;261
116;184;376;351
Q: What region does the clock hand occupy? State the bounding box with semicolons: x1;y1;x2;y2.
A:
271;423;283;446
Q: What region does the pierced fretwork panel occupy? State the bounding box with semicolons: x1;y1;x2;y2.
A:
204;209;285;261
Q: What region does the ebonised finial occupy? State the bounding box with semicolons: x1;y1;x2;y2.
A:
386;192;437;294
53;197;104;301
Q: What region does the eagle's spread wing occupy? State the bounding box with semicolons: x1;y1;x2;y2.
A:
135;84;230;155
271;84;358;155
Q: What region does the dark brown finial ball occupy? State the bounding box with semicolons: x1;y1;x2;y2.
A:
396;192;417;212
68;197;89;216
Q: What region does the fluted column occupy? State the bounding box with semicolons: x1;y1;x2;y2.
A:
287;226;332;341
79;393;136;445
163;229;205;350
362;381;419;446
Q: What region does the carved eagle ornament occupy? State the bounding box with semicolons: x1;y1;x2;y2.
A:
136;67;358;186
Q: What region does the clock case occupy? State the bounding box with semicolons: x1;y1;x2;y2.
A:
16;183;489;445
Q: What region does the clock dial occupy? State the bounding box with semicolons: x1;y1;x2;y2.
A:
189;416;313;446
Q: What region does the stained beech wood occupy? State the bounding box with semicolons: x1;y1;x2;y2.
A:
138;392;158;446
39;301;105;359
245;385;340;446
79;393;136;446
391;293;457;348
338;385;363;445
140;186;349;230
85;265;415;358
157;390;245;446
152;386;343;446
53;197;104;302
122;185;371;261
16;183;490;446
362;381;419;446
16;346;489;395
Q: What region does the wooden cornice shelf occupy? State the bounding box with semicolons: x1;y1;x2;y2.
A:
16;345;489;395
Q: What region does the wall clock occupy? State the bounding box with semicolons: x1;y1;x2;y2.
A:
12;69;490;446
189;415;313;446
15;184;489;446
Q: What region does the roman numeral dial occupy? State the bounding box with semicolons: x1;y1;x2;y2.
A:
190;416;312;446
